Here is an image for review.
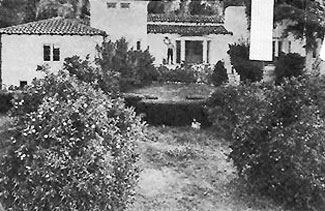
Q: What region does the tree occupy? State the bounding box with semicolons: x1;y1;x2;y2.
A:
0;0;26;28
274;0;325;72
36;0;89;20
242;0;325;71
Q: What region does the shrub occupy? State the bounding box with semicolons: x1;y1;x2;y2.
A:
228;43;263;82
0;70;147;211
0;91;13;113
96;38;158;91
156;65;197;84
274;53;305;84
64;55;121;96
211;60;229;86
208;76;325;210
206;83;263;136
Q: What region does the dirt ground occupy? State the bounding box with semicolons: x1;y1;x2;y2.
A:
128;126;287;211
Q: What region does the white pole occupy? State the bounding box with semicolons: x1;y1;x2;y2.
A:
249;0;274;61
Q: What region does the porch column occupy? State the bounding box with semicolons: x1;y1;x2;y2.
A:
181;39;186;63
203;40;208;63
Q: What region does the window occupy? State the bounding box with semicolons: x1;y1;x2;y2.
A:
53;44;60;61
288;41;292;53
120;3;130;8
43;45;51;61
20;81;27;89
136;41;141;51
43;44;60;62
278;40;283;56
107;2;117;8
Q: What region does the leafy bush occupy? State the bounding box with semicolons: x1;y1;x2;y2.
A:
211;60;229;86
208;76;325;210
96;38;158;91
274;53;305;84
156;64;215;84
156;65;197;84
64;55;121;96
206;83;263;137
0;91;13;113
228;43;263;83
0;70;147;211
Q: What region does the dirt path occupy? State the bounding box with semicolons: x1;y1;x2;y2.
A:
127;127;286;211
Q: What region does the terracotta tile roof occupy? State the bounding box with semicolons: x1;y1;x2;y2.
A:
148;14;223;24
0;17;107;36
147;24;232;36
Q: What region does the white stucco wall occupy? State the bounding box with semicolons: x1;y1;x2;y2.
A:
90;0;149;50
224;6;249;43
1;34;103;87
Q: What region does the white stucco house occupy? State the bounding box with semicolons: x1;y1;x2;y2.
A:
0;17;106;88
90;0;250;66
1;0;316;87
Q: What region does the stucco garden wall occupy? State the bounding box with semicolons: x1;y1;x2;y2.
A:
1;34;103;87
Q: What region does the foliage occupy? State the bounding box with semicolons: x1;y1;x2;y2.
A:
0;91;13;114
211;60;229;86
0;0;26;27
0;70;147;211
0;0;89;28
156;65;197;84
156;64;215;84
274;0;325;50
96;38;157;91
147;0;166;14
207;76;325;210
206;83;261;137
188;0;215;15
227;43;263;83
274;53;305;84
64;55;120;96
36;0;89;21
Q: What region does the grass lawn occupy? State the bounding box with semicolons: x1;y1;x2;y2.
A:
0;114;287;211
126;83;215;102
129;126;287;211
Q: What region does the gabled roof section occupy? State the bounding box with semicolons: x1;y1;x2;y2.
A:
0;17;107;36
147;24;232;36
148;14;224;24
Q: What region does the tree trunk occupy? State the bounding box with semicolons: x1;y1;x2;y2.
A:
305;47;313;73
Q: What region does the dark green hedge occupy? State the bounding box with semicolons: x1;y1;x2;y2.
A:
125;97;210;126
0;92;13;113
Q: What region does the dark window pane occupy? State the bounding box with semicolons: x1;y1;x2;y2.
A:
53;45;60;61
278;41;283;56
43;45;51;61
107;2;117;8
121;3;130;8
137;41;141;50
